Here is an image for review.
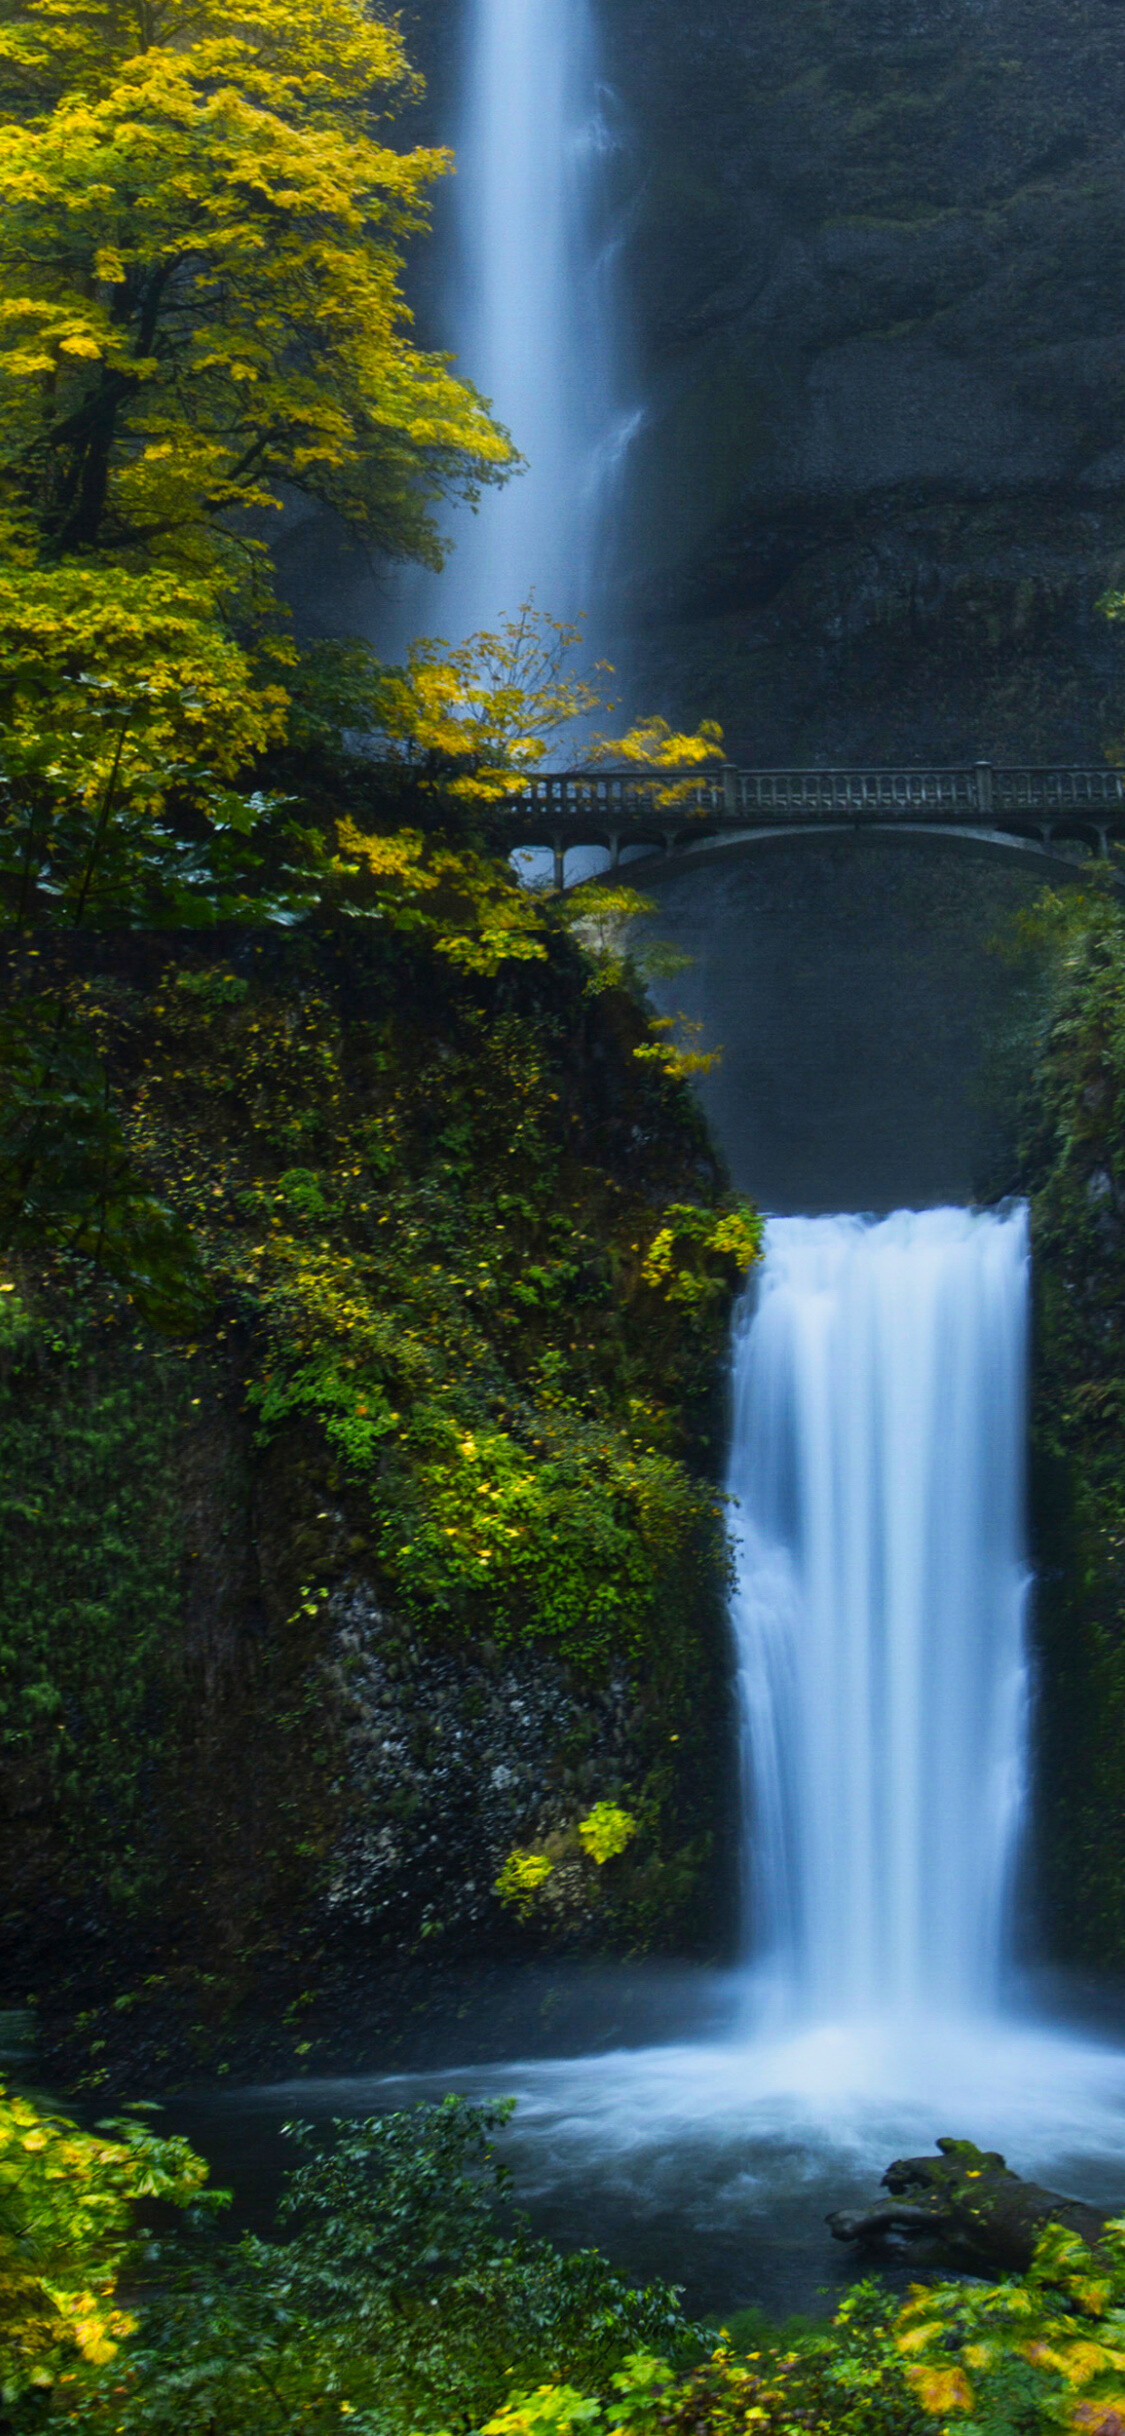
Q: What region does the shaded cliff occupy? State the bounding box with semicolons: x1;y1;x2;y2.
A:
599;0;1125;758
388;0;1125;759
632;832;1064;1213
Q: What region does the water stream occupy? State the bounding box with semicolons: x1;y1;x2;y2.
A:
181;1206;1125;2313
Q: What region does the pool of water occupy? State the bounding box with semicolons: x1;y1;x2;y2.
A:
164;1970;1125;2319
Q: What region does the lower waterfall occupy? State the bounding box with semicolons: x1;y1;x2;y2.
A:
214;1206;1125;2312
729;1206;1031;2020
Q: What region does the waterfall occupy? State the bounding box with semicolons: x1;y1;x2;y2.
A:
419;0;619;645
729;1206;1031;2023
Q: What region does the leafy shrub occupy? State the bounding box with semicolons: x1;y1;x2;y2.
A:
18;2074;1125;2436
578;1804;637;1864
0;2082;215;2405
14;2093;690;2435
494;1850;556;1912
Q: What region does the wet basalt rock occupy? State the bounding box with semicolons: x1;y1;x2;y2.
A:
322;1584;640;1945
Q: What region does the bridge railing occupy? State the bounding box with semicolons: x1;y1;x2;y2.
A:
497;763;1125;831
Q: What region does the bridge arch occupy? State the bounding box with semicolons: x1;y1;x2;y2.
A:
551;821;1101;889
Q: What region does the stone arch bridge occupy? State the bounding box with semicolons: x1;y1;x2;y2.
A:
495;763;1125;889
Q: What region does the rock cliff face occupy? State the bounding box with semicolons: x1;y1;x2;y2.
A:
402;0;1125;760
322;1585;642;1946
596;0;1125;758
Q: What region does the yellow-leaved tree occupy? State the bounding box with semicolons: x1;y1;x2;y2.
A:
0;2081;216;2403
0;0;514;930
0;0;511;579
0;0;518;1291
317;604;727;977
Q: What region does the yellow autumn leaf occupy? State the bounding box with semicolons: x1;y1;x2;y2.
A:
1060;2343;1117;2387
903;2363;975;2415
897;2321;949;2356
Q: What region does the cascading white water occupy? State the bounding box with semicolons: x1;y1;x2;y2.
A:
729;1206;1032;2022
420;0;619;643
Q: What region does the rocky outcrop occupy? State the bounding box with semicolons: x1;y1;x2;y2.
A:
322;1583;642;1943
828;2137;1111;2273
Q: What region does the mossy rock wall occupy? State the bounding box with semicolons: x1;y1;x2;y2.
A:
1004;893;1125;1968
0;928;744;2069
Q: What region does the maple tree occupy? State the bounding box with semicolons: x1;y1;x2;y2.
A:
0;0;511;584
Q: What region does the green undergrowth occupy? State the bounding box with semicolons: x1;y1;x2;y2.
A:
18;2078;1125;2436
127;926;753;1666
0;919;756;1970
0;1284;187;1917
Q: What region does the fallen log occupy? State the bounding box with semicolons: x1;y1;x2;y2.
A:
827;2136;1113;2274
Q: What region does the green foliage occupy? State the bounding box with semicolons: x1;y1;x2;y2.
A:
0;0;509;580
22;2089;1125;2436
126;944;744;1675
494;1850;556;1913
890;2216;1125;2431
587;714;726;813
1006;882;1125;1963
473;2280;924;2436
449;2222;1125;2436
358;601;607;803
13;2094;690;2435
0;993;206;1325
0;925;746;1951
640;1204;763;1312
307;601;726;811
0;1286;189;1915
494;1806;638;1914
335;816;550;974
0;566;290;934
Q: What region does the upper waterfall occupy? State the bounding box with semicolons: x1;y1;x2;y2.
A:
728;1206;1032;2022
421;0;619;644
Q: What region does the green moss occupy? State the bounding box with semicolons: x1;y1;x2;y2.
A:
123;933;746;1677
